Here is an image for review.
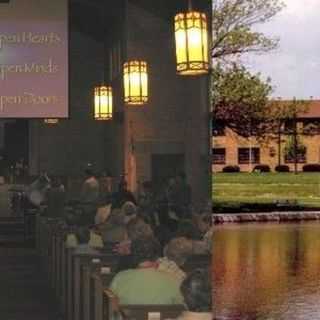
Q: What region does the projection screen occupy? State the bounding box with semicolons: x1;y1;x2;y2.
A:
0;0;68;118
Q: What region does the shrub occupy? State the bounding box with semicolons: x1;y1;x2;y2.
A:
275;165;290;172
222;165;240;173
302;164;320;172
253;165;270;173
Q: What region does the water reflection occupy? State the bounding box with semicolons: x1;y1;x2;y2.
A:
212;222;320;319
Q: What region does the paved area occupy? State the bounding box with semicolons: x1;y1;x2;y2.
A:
0;183;61;319
0;248;62;320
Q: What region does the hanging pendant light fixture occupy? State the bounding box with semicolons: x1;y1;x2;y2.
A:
174;0;209;75
123;60;148;105
94;19;113;121
44;118;59;124
94;85;113;120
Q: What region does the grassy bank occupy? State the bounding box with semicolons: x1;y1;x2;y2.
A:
212;173;320;211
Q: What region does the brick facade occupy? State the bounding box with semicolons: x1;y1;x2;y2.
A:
212;100;320;172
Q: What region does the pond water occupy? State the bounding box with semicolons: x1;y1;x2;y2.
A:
212;222;320;320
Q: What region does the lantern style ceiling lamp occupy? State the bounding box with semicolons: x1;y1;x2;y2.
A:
123;60;148;105
44;118;59;124
174;2;209;75
94;85;113;120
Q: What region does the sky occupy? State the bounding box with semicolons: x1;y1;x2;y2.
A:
243;0;320;100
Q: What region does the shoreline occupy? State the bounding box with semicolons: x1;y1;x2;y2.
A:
212;211;320;224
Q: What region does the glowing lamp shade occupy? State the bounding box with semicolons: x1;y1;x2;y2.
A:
44;118;59;124
123;61;148;105
174;11;209;75
94;85;113;120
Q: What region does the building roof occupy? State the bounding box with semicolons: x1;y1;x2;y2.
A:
278;100;320;119
298;100;320;118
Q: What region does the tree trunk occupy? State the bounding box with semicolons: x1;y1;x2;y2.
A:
293;118;298;175
277;122;282;167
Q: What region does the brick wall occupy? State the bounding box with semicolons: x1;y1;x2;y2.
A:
213;127;320;172
123;0;211;206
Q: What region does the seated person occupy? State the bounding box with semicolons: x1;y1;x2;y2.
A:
109;236;184;305
65;226;102;252
138;181;158;226
25;173;51;208
45;176;66;218
198;215;213;252
96;201;137;249
175;269;212;320
175;219;211;254
77;168;100;226
81;168;100;203
158;237;191;283
95;199;112;225
98;208;128;246
111;180;137;209
113;215;154;255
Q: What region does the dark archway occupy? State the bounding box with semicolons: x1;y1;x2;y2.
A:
4;120;29;171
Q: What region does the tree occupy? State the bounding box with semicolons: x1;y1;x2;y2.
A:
211;0;310;171
284;136;306;163
211;0;287;139
212;65;310;166
276;98;310;173
212;63;275;140
212;0;285;60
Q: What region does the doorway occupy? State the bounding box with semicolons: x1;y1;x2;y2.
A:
3;120;29;171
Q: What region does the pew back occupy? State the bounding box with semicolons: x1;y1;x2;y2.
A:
103;290;185;320
82;257;119;320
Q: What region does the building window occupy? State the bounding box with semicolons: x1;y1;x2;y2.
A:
212;148;226;164
303;120;320;135
238;148;260;164
285;150;307;163
284;120;296;134
212;120;225;136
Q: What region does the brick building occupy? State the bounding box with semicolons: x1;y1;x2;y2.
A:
0;0;212;207
212;100;320;172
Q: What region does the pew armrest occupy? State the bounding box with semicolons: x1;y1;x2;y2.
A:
104;288;120;312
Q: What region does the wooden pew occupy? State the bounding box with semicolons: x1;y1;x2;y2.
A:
50;219;65;291
38;217;61;277
64;246;118;320
103;290;185;320
91;269;117;320
75;253;118;320
54;223;71;306
38;218;212;320
82;257;119;320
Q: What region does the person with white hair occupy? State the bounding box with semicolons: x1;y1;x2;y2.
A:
157;237;192;283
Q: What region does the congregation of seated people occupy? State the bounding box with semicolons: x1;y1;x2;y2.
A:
36;168;213;317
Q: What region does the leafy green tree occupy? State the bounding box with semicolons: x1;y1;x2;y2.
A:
269;98;309;167
212;0;285;60
212;63;274;139
211;0;310;166
211;0;287;140
284;136;306;162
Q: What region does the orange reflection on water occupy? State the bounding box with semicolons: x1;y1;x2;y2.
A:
212;222;320;319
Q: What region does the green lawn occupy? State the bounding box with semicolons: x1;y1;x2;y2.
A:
212;173;320;208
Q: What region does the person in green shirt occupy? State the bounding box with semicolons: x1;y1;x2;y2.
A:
109;236;184;305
